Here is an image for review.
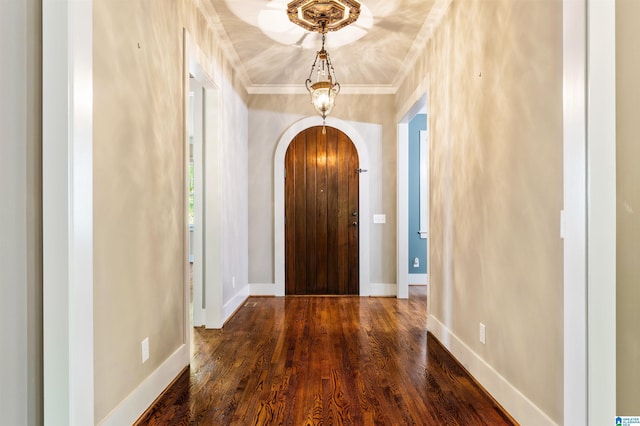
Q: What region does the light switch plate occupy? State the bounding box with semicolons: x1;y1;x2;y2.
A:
373;214;386;224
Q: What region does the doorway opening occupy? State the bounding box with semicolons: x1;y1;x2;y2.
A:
188;77;205;328
274;116;371;296
284;126;360;295
397;93;429;300
184;32;224;351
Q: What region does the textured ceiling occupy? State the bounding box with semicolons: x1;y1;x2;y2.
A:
203;0;447;93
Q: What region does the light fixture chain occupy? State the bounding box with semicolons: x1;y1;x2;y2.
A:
326;51;338;87
288;0;360;122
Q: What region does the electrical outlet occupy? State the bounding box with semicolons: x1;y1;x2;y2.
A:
479;323;486;345
142;337;149;363
413;257;420;268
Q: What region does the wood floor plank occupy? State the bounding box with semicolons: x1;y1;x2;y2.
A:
135;287;517;426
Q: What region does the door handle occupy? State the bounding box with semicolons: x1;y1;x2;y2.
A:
352;221;358;227
352;211;358;216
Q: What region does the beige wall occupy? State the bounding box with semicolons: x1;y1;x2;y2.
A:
397;0;563;422
93;0;248;421
93;1;183;419
248;94;398;285
0;0;42;424
616;0;640;415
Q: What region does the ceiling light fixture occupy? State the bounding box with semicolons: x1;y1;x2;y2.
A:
287;0;361;129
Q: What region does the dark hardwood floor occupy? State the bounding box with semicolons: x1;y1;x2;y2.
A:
135;286;516;425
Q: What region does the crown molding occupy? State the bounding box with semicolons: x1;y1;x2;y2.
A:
246;84;397;95
192;0;253;90
193;0;449;98
392;0;452;90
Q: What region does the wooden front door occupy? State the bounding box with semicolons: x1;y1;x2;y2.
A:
285;126;359;295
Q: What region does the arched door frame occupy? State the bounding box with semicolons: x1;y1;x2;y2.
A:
274;116;370;296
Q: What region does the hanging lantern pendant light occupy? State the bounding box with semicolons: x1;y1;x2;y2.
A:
288;0;360;129
305;26;340;133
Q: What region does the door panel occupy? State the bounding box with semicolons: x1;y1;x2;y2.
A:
285;126;359;295
346;131;359;294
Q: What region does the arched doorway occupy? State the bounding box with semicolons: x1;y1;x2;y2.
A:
274;116;370;297
284;126;360;295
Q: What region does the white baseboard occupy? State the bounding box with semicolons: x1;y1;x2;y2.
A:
408;273;428;285
98;344;189;426
369;283;397;297
428;315;557;426
223;286;250;322
250;283;276;296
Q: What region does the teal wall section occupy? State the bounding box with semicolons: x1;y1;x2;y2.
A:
408;114;427;274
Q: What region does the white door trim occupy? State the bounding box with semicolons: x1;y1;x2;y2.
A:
274;116;370;296
586;0;617;422
561;0;617;422
397;121;409;299
42;0;94;423
562;1;587;421
397;93;428;299
184;30;224;329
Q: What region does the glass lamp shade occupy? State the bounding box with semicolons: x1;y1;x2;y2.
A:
309;81;338;119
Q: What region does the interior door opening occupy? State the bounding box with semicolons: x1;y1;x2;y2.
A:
188;77;205;328
184;36;224;340
284;126;360;295
398;92;429;301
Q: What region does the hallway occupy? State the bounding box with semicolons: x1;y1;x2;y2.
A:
136;287;515;425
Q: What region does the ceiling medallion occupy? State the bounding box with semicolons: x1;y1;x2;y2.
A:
287;0;361;33
287;0;361;129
